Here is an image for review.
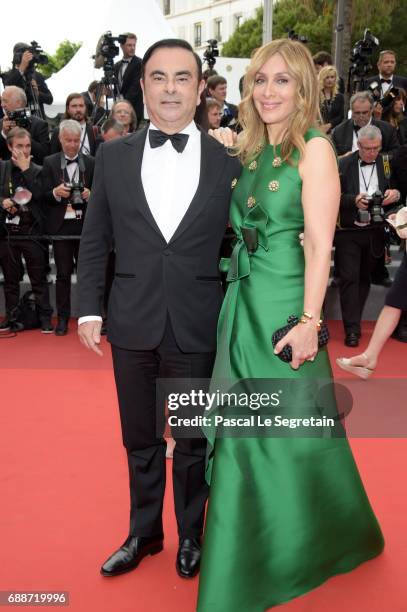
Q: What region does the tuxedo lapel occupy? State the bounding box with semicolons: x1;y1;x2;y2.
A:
349;154;361;193
120;128;166;241
169;132;227;244
346;121;354;153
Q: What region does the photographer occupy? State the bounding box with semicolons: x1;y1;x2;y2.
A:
377;89;407;145
50;93;96;156
42;120;95;336
1;42;53;119
335;125;402;347
0;86;49;164
207;75;238;130
366;50;407;98
331;91;400;157
81;80;106;126
114;33;143;124
0;127;52;332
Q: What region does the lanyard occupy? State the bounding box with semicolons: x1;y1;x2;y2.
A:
360;161;376;193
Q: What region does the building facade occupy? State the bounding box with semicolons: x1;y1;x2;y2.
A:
156;0;261;52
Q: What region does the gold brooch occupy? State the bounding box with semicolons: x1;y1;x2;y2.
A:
272;157;282;168
255;142;265;153
268;180;280;192
231;178;238;189
248;160;257;172
247;196;256;208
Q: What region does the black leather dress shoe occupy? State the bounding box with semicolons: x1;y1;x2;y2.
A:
40;317;54;334
345;333;359;347
100;535;163;577
176;537;201;579
0;318;23;332
55;318;68;336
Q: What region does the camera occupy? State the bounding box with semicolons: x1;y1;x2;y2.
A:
64;181;85;210
368;82;400;110
357;190;385;225
13;41;48;69
349;29;379;80
7;108;31;129
93;31;128;78
203;39;219;70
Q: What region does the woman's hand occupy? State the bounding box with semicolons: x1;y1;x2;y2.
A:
208;127;237;148
274;323;318;370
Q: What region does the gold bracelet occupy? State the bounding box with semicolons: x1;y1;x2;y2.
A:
302;311;314;320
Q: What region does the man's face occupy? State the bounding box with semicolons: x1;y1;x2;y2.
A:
67;97;86;122
7;135;31;159
1;90;22;113
352;99;372;127
59;130;81;158
358;137;381;164
121;37;136;59
141;47;204;134
207;105;222;129
102;128;123;142
378;53;396;78
210;83;227;103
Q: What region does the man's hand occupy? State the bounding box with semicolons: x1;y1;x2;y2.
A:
2;117;16;135
82;188;91;201
355;193;369;210
383;189;400;206
208;127;237;148
373;102;383;120
19;50;33;73
1;197;17;215
54;183;72;199
78;321;103;356
11;148;30;172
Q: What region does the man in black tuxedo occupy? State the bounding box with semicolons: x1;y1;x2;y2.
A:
114;33;143;124
0;86;49;164
1;42;53;119
50;93;97;156
42;120;94;336
77;39;240;579
331;91;400;157
81;81;106;126
207;75;238;129
335;125;401;347
366;49;407;98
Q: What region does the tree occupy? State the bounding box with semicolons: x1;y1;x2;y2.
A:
37;40;82;79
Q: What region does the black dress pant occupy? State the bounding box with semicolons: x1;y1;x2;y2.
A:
52;220;82;318
111;317;214;539
335;228;383;335
0;236;52;318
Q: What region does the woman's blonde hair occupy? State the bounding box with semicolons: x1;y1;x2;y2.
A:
318;65;339;104
235;39;320;166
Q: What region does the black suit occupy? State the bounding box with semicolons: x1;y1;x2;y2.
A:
49;123;97;156
320;93;345;131
335;151;400;335
77;127;240;538
42;152;95;317
114;56;144;124
0;116;49;164
366;74;407;96
220;101;238;129
331;118;400;156
1;68;53;118
81;91;106;126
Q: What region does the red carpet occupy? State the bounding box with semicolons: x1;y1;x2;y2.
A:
0;320;406;611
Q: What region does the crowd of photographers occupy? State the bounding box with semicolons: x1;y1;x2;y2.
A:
0;34;406;343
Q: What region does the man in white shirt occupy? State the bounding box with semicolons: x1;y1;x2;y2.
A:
366;49;407;98
77;39;240;580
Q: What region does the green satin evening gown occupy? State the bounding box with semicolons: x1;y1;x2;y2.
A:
197;129;384;611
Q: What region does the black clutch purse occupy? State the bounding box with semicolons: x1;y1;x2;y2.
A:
271;315;330;363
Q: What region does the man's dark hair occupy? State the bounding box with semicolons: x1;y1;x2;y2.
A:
313;51;333;67
63;93;88;119
141;39;202;81
88;80;99;94
207;75;227;91
379;49;397;61
12;42;29;67
6;126;31;147
122;32;137;42
101;118;125;135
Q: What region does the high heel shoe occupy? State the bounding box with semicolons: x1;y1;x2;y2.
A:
336;353;375;380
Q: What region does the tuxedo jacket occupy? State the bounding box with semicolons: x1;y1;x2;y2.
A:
366;74;407;94
1;68;53;118
338;151;400;228
220;101;239;129
81;91;106;126
331;118;400;156
0;160;44;236
49;123;97;156
77;126;241;352
114;56;144;123
0;115;50;164
41;152;95;234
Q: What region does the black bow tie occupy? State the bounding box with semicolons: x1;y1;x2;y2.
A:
65;157;78;165
149;129;189;153
353;124;361;133
360;160;375;167
380;78;392;84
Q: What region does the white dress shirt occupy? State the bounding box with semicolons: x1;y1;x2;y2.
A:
80;123;90;156
78;120;201;326
355;159;379;226
352;118;373;152
379;74;393;97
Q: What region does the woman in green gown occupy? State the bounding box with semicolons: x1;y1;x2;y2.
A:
197;39;384;611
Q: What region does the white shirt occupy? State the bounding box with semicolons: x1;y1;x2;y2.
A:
78;120;201;326
352;118;372;152
379;74;393;96
80;123;90;156
355;158;379;226
64;158;79;219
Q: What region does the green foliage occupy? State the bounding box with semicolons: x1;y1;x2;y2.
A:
221;0;407;73
37;40;82;79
